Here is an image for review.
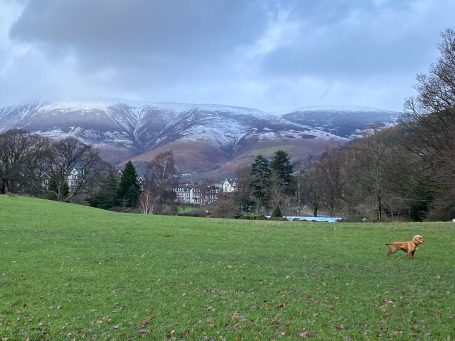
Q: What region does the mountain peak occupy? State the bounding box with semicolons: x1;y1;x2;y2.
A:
0;100;397;176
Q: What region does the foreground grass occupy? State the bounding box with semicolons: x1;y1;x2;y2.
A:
1;195;455;340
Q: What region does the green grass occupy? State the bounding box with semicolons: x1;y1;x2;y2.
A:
1;195;455;340
177;205;204;214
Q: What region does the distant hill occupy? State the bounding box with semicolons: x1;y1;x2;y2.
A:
0;101;400;177
282;105;400;138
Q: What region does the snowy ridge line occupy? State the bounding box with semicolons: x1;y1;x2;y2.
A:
0;100;396;151
278;104;401;115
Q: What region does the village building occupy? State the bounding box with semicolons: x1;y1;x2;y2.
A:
174;183;221;205
221;179;237;192
67;167;82;191
174;179;236;205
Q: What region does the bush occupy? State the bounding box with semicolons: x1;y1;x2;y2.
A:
159;205;177;215
272;206;282;218
239;212;267;220
177;210;209;217
212;199;240;218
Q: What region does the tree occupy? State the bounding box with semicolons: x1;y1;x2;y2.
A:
88;167;119;209
269;150;294;211
45;137;101;201
139;181;157;214
299;165;322;217
212;196;240;218
118;161;141;208
405;29;455;116
270;150;293;193
249;154;272;212
0;129;50;194
234;166;255;212
315;149;344;217
145;151;177;213
272;205;282;218
349;129;402;221
403;28;455;217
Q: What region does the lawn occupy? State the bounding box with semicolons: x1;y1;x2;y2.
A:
0;195;454;340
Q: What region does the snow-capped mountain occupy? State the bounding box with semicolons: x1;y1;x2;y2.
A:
0;101;399;175
282;105;400;138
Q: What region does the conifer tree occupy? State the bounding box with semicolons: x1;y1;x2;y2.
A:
117;161;141;208
249;154;272;212
89;167;119;209
270;150;293;194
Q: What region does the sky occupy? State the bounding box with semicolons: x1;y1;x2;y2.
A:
0;0;454;111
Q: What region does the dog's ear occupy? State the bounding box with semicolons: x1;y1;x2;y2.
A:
413;235;424;244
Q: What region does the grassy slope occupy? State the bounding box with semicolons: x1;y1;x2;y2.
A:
0;195;454;340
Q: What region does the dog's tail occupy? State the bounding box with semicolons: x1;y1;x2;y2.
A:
385;243;392;245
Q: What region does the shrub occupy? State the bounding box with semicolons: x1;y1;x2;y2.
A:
272;206;282;218
212;199;240;218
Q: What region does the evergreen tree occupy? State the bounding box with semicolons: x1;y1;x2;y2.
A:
270;150;294;194
89;167;119;209
117;161;141;208
249;154;272;212
272;205;282;218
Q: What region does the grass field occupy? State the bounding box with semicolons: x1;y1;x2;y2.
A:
1;195;455;340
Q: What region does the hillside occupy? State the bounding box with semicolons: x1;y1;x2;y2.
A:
0;101;399;176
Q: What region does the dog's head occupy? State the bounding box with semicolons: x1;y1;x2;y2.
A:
412;235;424;246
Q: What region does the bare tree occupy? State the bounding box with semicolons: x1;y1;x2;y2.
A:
405;29;455;116
403;28;455;215
139;181;157;214
0;129;50;194
146;151;177;213
45;137;101;201
315;150;345;217
299;165;323;217
349;129;401;221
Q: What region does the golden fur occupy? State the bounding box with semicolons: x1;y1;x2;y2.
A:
385;235;424;258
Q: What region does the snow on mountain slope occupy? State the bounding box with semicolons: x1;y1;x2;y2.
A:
0;103;42;131
284;104;396;113
0;100;397;169
282;105;400;138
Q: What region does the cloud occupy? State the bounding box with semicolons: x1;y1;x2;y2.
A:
259;1;446;78
10;1;268;70
1;0;454;110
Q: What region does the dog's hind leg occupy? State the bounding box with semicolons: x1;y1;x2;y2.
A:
387;245;398;256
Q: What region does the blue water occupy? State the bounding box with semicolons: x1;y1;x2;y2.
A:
285;216;342;223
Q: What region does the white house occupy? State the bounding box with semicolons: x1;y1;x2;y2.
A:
67;167;82;191
221;179;237;193
116;169;145;189
175;184;192;203
174;183;221;205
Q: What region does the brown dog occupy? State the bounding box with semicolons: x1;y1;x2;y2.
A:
385;235;424;258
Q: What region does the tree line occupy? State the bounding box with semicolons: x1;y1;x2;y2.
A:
0;129;178;214
303;28;455;221
0;131;102;201
219;150;295;219
217;29;455;221
88;151;178;214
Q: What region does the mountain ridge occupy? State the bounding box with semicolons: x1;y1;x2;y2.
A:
0;100;400;177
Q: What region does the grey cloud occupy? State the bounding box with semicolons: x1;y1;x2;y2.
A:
258;0;454;78
10;0;269;67
2;0;454;110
